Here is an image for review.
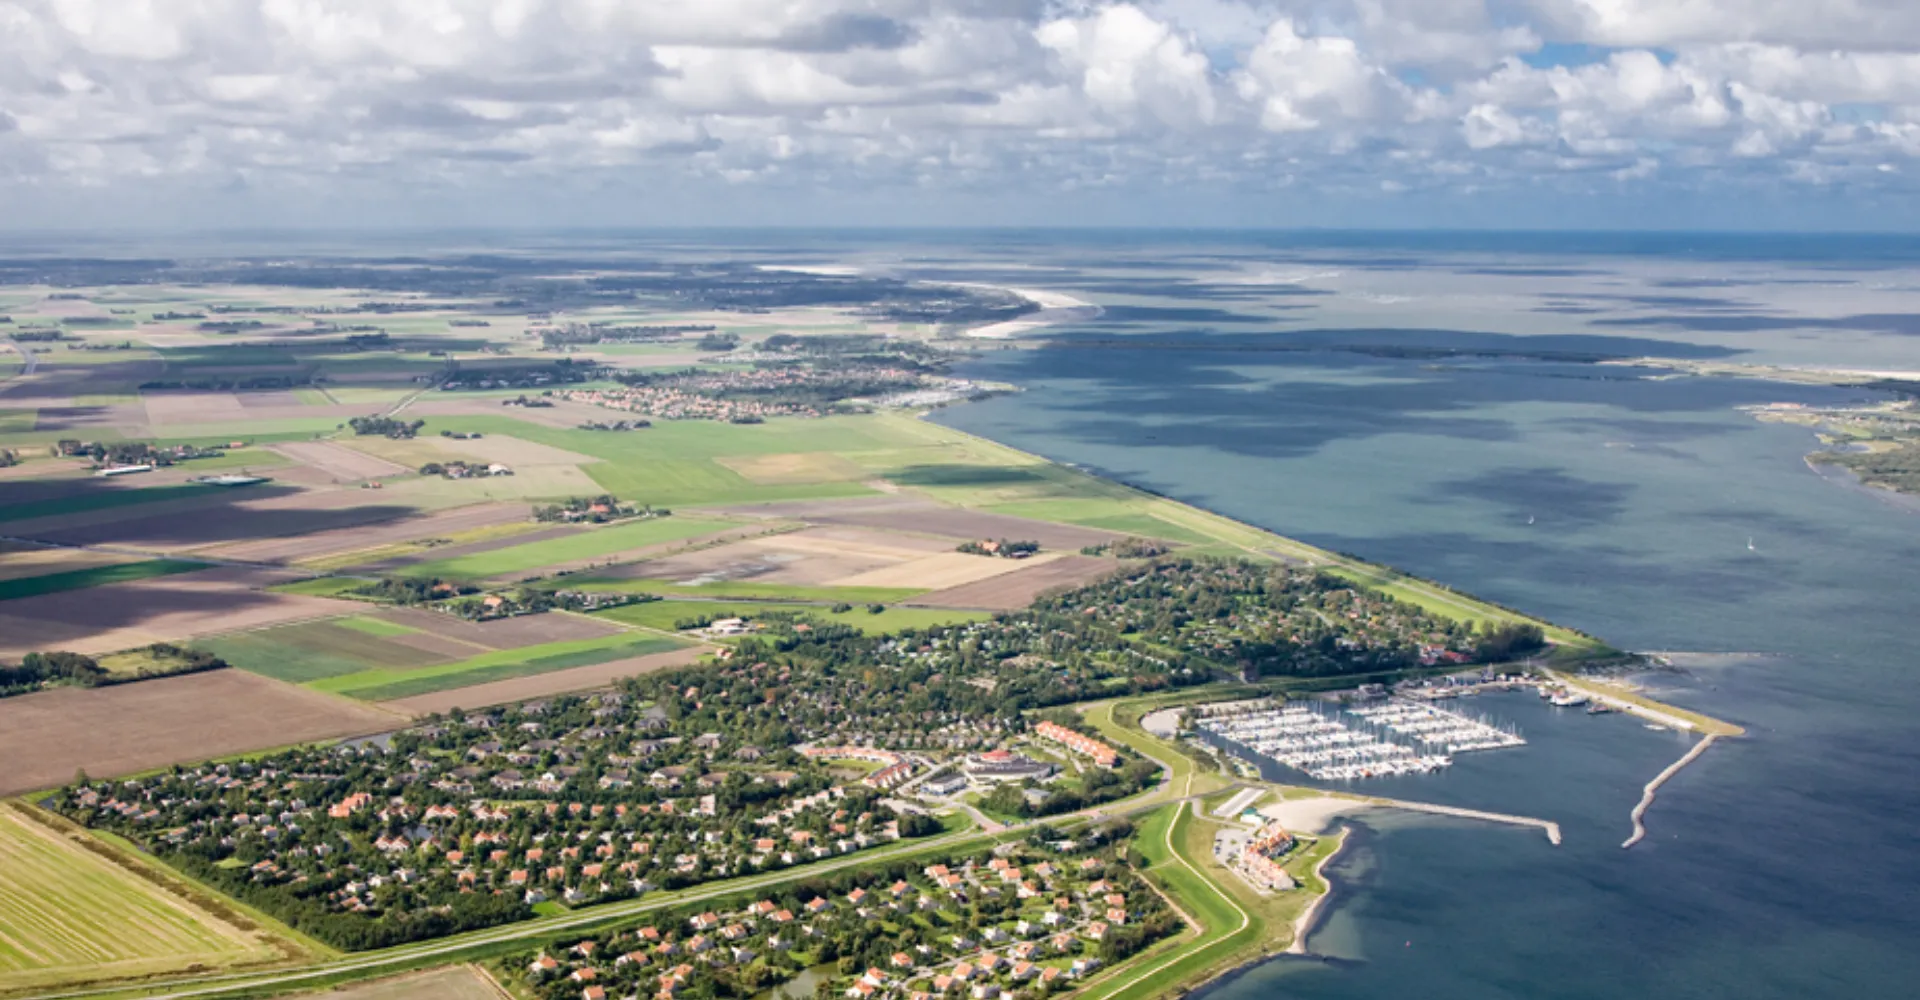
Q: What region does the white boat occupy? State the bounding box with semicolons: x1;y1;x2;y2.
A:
1550;693;1589;708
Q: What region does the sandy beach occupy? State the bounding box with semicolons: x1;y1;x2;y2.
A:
1287;824;1352;955
948;283;1102;338
1258;794;1375;835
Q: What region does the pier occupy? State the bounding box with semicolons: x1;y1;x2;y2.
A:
1366;795;1564;846
1622;734;1719;849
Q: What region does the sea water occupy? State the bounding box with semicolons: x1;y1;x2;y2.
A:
923;236;1920;999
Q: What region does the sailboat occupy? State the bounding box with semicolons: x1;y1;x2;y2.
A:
1747;536;1755;552
1527;515;1535;525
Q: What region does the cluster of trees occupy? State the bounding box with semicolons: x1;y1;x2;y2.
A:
979;755;1162;819
0;651;105;697
438;359;602;390
696;332;740;352
533;496;663;523
349;577;479;604
537;323;709;348
197;320;269;333
0;448;17;468
1472;622;1548;661
957;538;1041;558
348;416;424;439
52;439;221;467
10;328;68;341
1080;537;1172;559
500;394;554;408
139;374;317;390
578;419;649;431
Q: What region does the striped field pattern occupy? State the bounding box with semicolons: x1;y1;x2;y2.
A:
0;807;274;992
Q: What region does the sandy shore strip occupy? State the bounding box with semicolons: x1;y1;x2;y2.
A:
1287;825;1351;955
943;282;1103;338
1258;794;1376;835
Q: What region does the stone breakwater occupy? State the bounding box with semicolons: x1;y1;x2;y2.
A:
1623;734;1720;849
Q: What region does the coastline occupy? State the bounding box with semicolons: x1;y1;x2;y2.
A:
1288;826;1351;955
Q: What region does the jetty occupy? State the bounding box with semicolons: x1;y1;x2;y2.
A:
1364;795;1563;846
1622;734;1719;849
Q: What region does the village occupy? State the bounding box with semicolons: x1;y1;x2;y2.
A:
510;829;1179;1000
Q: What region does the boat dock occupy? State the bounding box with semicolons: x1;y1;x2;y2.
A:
1622;734;1719;849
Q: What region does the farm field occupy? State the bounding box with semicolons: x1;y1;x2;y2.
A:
382;644;710;716
0;482;229;525
0;806;279;994
598;524;955;591
198;501;535;564
0;566;365;660
0;558;207;602
400;514;736;579
305;631;691;702
0;669;402;796
560;577;925;602
287;966;507;1000
904;554;1118;609
594;598;991;635
0;543;138;582
198;618;456;684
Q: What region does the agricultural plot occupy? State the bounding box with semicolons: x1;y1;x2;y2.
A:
0;558;207;602
269;441;408;482
0;566;364;659
0;543;138;582
197;501;533;564
0;669;401;796
197;618;456;684
983;498;1216;545
292;966;506;1000
829;550;1063;590
0;482;230;526
611;525;949;587
371;606;623;648
381;644;709;716
716;494;1126;550
905;554;1118;610
8;484;432;550
594;599;991;635
400;514;735;579
308;632;691;703
0;807;277;994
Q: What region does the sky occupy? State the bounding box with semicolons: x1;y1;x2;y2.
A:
2;0;1919;231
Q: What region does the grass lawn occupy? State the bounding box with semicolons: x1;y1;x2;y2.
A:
401;515;734;579
0;558;206;601
0;483;229;523
594;599;990;636
0;806;279;994
310;633;690;701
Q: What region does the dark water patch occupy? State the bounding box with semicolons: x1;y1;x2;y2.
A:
1093;305;1276;324
1431;467;1635;526
1037;327;1743;362
1592;312;1920;334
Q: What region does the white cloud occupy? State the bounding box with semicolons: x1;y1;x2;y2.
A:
0;0;1915;222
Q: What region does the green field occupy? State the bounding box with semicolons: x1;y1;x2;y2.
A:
594;599;990;635
981;499;1216;545
308;633;690;701
0;558;206;601
0;484;229;523
198;619;451;684
400;515;735;579
0;807;278;993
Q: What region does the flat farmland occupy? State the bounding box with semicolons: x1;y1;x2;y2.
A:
269;441;408;482
904;554;1118;610
383;645;709;716
0;806;279;994
372;607;623;648
769;500;1126;551
716;451;868;485
0;558;207;602
613;525;948;587
595;600;990;637
829;550;1060;590
0;543;138;582
198;618;457;684
0;566;364;659
293;966;507;1000
10;485;434;550
142;392;249;425
197;501;533;564
400;514;736;579
310;632;691;703
0;670;402;796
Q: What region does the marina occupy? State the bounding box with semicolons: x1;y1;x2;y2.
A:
1191;698;1526;781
